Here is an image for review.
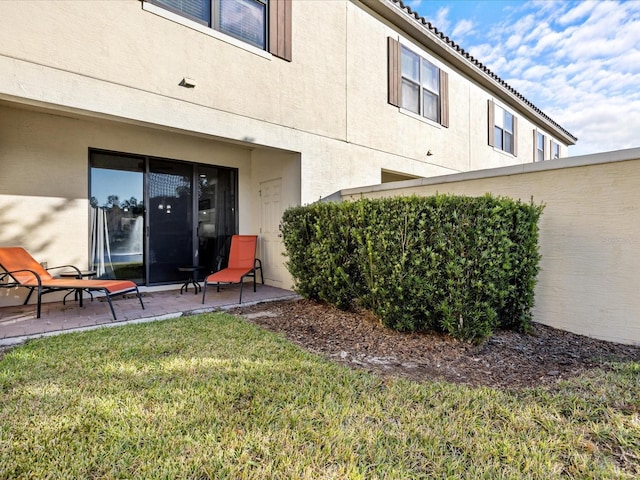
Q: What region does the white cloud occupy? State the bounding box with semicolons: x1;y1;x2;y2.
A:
452;19;474;40
505;34;522;50
563;97;640;155
505;56;532;77
433;6;451;34
557;0;598;25
521;64;550;80
529;0;565;16
530;30;563;55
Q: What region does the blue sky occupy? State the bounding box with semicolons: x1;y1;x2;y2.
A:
405;0;640;156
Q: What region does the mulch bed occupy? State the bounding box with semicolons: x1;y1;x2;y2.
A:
230;299;640;390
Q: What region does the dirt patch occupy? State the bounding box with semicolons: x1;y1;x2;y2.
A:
230;299;640;390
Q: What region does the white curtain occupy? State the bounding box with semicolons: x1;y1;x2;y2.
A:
90;207;114;278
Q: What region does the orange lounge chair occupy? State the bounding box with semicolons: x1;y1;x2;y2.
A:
202;235;263;304
0;247;144;320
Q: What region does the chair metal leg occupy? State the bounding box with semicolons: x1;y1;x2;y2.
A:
24;287;34;306
36;285;42;319
63;290;74;305
202;282;207;304
239;281;244;304
136;288;145;309
256;259;264;284
106;295;117;321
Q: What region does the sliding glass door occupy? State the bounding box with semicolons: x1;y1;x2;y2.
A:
89;150;237;286
90;153;145;283
196;165;237;274
148;159;193;284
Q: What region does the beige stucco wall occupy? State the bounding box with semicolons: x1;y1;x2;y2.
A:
0;0;570;205
342;148;640;346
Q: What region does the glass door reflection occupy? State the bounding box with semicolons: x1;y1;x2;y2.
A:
148;159;193;284
197;166;237;274
89;154;145;283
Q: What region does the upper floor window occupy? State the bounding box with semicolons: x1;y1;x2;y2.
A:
494;105;515;154
533;130;563;161
488;99;517;156
536;131;545;162
388;38;449;128
401;46;441;122
220;0;267;48
153;0;266;48
149;0;291;60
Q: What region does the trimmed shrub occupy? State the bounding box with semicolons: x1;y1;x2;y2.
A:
281;194;544;341
280;202;360;309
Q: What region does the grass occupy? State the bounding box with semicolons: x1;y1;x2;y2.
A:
1;313;639;479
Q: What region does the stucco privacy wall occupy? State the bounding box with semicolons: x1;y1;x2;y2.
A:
341;148;640;346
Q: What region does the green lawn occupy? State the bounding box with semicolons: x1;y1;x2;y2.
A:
1;313;639;479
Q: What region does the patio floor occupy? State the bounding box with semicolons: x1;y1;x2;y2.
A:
0;283;298;347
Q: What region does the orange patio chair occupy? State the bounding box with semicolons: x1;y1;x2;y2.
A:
0;247;144;320
201;235;263;304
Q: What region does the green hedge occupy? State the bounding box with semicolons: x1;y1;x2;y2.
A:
280;194;544;342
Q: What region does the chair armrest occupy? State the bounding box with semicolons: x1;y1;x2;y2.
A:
48;265;82;276
1;269;43;288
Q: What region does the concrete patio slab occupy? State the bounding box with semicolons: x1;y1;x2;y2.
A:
0;284;298;347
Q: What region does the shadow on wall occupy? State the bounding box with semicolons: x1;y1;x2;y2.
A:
0;197;79;303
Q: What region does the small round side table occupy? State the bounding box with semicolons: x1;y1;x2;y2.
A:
177;266;203;295
59;270;97;305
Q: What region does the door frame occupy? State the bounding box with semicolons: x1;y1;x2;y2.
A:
89;148;238;286
259;177;286;286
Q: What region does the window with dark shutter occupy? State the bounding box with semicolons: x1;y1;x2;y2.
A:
388;38;449;127
219;0;267;49
149;0;289;57
535;130;546;162
489;100;517;155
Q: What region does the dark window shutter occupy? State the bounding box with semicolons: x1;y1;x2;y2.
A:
269;0;292;61
439;70;449;127
487;99;495;147
513;115;518;156
388;37;401;107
